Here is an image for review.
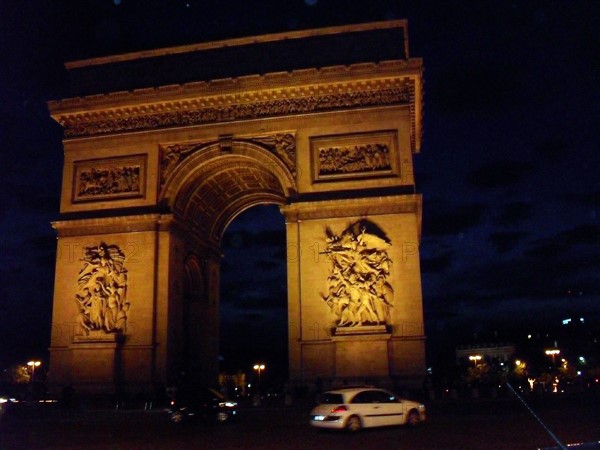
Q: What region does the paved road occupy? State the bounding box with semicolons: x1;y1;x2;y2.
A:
1;394;599;449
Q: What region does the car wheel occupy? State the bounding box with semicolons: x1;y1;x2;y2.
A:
345;415;362;432
406;409;420;427
216;411;229;423
170;411;185;424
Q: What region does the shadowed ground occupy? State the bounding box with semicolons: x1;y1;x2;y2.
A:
1;393;598;449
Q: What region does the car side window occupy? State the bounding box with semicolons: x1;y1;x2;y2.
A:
351;391;375;404
370;390;392;403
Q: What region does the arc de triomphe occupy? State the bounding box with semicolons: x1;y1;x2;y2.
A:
47;20;425;394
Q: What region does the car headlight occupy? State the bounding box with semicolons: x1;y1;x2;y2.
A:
219;401;237;408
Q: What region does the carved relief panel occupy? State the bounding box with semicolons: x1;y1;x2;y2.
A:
320;220;393;329
311;131;400;183
159;132;297;188
72;155;147;203
75;242;130;336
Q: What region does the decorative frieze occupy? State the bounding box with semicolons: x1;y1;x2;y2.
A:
247;133;297;176
73;155;146;203
161;142;210;185
57;79;414;139
160;132;297;186
311;130;398;182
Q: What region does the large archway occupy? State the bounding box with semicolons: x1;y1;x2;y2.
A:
47;20;426;396
219;204;288;382
159;141;295;386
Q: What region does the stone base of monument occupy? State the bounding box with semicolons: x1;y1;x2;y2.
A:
73;331;121;343
66;338;120;395
333;325;388;336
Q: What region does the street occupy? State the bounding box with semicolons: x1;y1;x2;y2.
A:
1;393;599;449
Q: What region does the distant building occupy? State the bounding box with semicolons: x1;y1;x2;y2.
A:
456;343;515;364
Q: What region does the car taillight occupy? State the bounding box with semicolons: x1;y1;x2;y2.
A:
331;405;347;413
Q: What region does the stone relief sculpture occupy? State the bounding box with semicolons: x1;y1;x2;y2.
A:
250;133;297;176
160;142;208;185
61;81;414;138
77;165;140;197
318;143;391;175
75;242;130;335
321;221;393;327
160;132;297;186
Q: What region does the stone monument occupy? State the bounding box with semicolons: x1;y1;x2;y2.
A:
47;20;425;395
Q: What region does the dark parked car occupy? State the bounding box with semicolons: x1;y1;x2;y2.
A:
168;386;238;424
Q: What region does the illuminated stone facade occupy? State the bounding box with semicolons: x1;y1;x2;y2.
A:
47;20;425;394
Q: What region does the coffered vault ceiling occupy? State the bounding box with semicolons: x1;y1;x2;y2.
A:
172;155;287;242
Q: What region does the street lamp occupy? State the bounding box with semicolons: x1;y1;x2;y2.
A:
545;349;560;369
27;361;41;384
253;363;265;387
469;355;482;367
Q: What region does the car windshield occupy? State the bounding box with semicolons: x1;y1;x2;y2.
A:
319;393;344;404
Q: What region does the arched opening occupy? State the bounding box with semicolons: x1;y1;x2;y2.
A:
163;142;295;387
219;204;288;388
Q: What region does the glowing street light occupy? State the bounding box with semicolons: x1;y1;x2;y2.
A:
545;349;560;369
253;363;265;386
27;361;41;384
469;355;482;367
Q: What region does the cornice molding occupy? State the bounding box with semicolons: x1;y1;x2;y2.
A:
52;214;165;237
282;194;422;222
49;61;423;152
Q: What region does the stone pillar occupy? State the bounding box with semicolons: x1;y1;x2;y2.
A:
282;195;426;388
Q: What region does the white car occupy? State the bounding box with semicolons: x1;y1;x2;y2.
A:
309;387;426;432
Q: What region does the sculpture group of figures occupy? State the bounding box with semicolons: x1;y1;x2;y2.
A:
78;166;140;197
318;143;391;175
321;223;393;327
75;243;130;335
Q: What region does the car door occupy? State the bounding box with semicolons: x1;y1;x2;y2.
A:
369;390;404;427
349;390;379;428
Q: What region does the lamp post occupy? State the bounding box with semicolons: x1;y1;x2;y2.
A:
545;349;560;370
469;355;482;367
27;361;41;384
253;364;265;388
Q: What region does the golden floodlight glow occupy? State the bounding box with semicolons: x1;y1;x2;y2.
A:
469;355;482;366
27;360;41;383
545;349;560;368
253;363;266;386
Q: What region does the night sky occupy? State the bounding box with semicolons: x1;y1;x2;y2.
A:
1;1;598;375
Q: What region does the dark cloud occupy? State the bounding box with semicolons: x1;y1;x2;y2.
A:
494;202;533;226
429;65;523;115
1;188;60;214
559;191;600;208
423;203;486;236
420;250;453;273
466;160;533;189
520;225;599;272
223;228;286;249
535;139;568;162
488;232;528;253
254;260;281;271
555;224;600;246
524;240;569;261
238;295;286;311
